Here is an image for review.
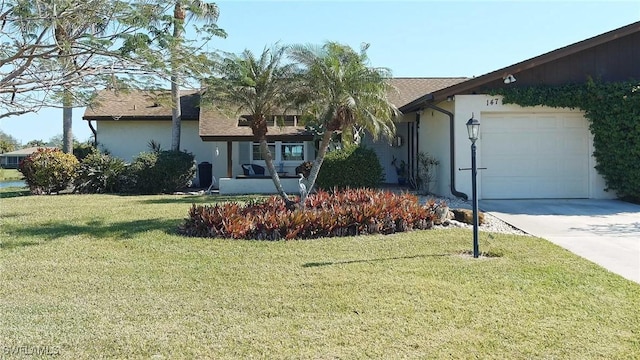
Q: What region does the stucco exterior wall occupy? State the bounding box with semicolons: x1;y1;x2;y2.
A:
97;120;229;185
362;123;406;184
417;103;454;197
448;95;612;199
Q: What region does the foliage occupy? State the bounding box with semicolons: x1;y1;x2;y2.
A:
416;151;440;193
24;139;47;148
73;142;96;161
74;151;126;194
18;148;78;194
391;156;407;177
288;42;400;203
315;145;384;189
491;79;640;201
180;188;439;240
122;150;196;194
295;161;313;178
204;44;300;205
0;130;19;153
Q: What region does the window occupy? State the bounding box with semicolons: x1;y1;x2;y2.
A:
251;141;306;163
252;143;276;161
281;143;304;161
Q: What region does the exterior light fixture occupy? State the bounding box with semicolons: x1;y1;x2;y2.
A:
503;74;516;84
466;114;480;143
466;113;481;258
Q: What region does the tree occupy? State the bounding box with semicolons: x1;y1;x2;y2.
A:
1;0;137;118
170;1;222;151
118;0;225;151
24;139;47;148
289;42;400;203
1;0;168;153
0;130;20;153
204;45;299;206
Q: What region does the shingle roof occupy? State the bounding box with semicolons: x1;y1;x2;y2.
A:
82;78;468;139
82;90;200;121
0;147;58;156
198;107;313;141
387;77;468;108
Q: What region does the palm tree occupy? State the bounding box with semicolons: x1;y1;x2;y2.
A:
289;42;400;202
170;0;220;151
204;45;299;205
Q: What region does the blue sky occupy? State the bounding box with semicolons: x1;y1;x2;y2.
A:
1;0;639;144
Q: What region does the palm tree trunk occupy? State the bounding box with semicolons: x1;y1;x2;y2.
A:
301;129;334;203
62;86;73;154
259;139;293;205
170;2;184;151
171;78;181;151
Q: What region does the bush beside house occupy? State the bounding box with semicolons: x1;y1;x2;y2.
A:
315;145;384;190
19;148;196;195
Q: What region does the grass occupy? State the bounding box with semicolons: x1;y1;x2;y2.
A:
1;194;639;359
0;168;22;181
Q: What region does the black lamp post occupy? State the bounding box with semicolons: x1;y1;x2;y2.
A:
466;114;480;258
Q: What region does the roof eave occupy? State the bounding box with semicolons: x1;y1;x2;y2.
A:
430;21;640;103
399;94;435;113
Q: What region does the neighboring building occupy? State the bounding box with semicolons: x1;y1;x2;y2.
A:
0;147;57;169
83;21;640;198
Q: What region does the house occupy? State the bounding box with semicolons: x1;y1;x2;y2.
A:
83;21;640;198
401;21;639;200
0;147;57;169
82;79;466;194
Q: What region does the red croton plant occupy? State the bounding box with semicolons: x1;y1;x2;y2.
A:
179;188;446;240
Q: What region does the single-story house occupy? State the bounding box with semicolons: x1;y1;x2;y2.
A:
83;21;639;199
0;147;58;169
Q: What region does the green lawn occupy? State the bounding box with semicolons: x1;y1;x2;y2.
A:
1;193;639;359
0;168;22;181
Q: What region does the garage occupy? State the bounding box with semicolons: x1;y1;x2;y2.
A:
480;112;590;199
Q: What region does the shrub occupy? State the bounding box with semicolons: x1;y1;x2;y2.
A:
18;148;78;194
179;188;442;240
74;150;126;193
123;150;196;194
315;145;384;189
73;142;95;161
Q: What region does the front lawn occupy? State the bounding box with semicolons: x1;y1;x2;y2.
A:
1;194;638;358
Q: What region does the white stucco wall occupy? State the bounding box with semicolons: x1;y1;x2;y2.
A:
97;120;228;186
416;103;454;197
446;94;612;199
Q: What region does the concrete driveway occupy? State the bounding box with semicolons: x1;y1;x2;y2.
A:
479;199;640;284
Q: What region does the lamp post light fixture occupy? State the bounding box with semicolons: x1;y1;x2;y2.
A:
466;114;481;258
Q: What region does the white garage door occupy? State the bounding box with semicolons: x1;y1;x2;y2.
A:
481;113;590;199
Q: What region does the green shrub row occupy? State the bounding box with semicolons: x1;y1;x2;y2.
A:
179;188;442;240
19;148;195;195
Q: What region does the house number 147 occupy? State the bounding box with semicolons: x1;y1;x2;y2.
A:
486;98;500;106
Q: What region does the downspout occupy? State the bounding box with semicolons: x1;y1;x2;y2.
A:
423;103;469;200
414;111;420;183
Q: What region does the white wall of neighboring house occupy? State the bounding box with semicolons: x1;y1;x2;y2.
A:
449;94;613;200
96;120;228;186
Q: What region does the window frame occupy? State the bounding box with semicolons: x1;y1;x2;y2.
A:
250;141;307;164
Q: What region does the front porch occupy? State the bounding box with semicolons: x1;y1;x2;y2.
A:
218;176;302;195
